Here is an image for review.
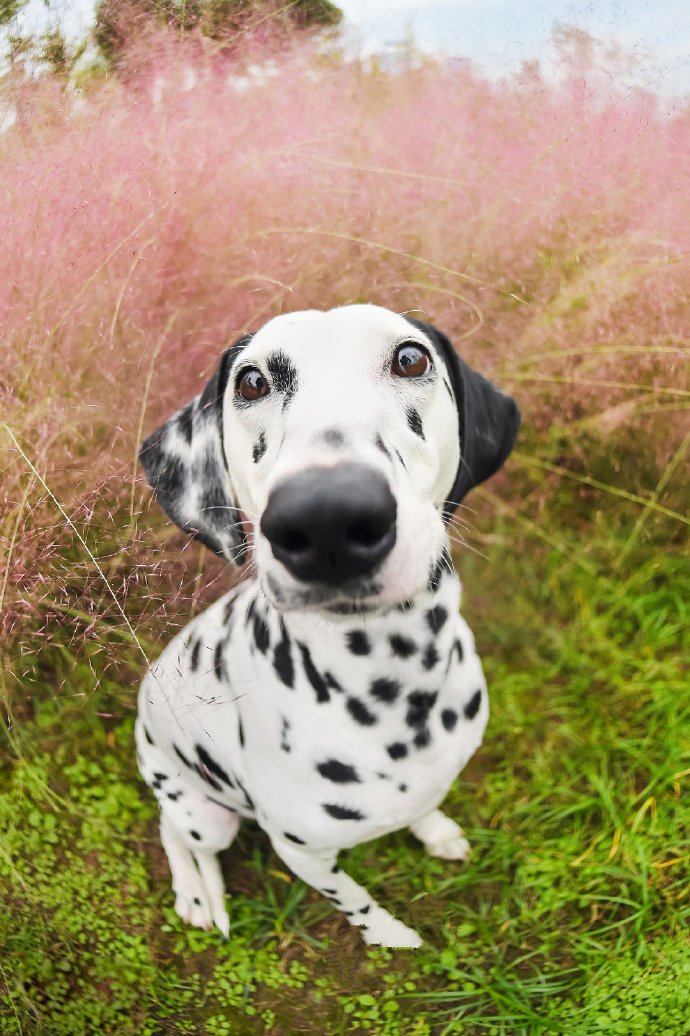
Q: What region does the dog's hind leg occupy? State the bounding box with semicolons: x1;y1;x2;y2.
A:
159;794;240;937
270;835;422;948
409;809;470;861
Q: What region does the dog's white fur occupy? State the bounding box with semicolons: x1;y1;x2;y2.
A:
136;304;519;947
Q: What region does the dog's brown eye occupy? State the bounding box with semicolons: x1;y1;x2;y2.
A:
237;368;270;402
392;344;431;379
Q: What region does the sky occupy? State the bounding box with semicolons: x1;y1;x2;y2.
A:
16;0;690;99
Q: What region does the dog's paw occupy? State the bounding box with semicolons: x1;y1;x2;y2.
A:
174;885;229;937
175;891;211;929
359;913;423;949
426;833;471;861
411;811;471;862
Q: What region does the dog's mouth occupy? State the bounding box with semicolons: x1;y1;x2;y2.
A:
263;569;385;615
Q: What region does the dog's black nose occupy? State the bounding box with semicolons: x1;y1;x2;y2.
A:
260;464;397;583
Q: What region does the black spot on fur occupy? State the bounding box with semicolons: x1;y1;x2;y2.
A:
389;634;416;658
441;708;458;731
190;639;201;672
395;449;407;469
369;677;401;704
284;831;306;845
406;407;425;439
274;620;294;688
213;641;227;681
190;830;201;841
323;803;366;821
414;729;431;749
317;759;361;784
238;718;245;748
331;864;340;874
422;642;439;670
178;405;194;445
359;904;371;915
153;453;185;507
398;783;407;792
143;726;154;745
406;690;438;728
347;630;371;656
267;351;298;407
153;772;168;782
346;697;377;726
298;642;330;703
325;672;343;692
426;606;448;635
193;896;201;906
323;428;345;446
280;716;291;753
173;744;195;771
234;774;254;811
321;887;338;895
167;791;181;801
252;431;267;464
207;796;238;814
253;611;271;655
223;597;235;625
464;689;482;720
196;743;235;789
387;742;408;760
198;479;233;539
375;433;391;458
452;637;464;663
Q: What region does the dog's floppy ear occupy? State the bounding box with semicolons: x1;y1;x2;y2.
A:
406;318;520;513
139;335;252;564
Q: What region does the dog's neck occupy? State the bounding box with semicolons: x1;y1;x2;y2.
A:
250;545;461;675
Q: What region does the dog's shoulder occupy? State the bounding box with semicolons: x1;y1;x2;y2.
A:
138;582;255;714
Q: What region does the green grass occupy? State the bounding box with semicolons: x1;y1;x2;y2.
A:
1;430;689;1035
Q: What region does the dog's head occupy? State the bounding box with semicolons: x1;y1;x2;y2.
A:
141;304;520;614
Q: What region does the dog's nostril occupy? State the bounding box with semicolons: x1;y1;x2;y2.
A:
347;519;389;548
276;528;310;553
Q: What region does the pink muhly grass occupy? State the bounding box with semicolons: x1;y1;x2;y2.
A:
1;31;688;696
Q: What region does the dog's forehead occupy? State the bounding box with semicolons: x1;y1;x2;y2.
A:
246;305;427;363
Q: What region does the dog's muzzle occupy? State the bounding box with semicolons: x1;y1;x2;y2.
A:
260;463;397;584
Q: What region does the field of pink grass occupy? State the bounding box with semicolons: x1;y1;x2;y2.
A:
2;31;689;680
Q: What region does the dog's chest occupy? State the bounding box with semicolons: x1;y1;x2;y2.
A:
139;573;488;851
224;578;488;847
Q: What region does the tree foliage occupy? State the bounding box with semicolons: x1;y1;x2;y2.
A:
0;0;24;26
95;0;342;64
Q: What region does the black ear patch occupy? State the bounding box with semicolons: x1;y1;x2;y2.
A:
406;318;520;512
140;335;252;564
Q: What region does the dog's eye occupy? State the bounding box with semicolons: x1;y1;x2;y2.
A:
391;343;431;379
237;368;270;402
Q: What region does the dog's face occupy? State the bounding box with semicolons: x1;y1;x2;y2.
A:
141;304;520;615
224;306;460;612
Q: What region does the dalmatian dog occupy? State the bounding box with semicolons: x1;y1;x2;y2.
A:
136;303;519;948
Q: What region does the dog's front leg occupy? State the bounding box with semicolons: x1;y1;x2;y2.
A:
270;835;422;948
